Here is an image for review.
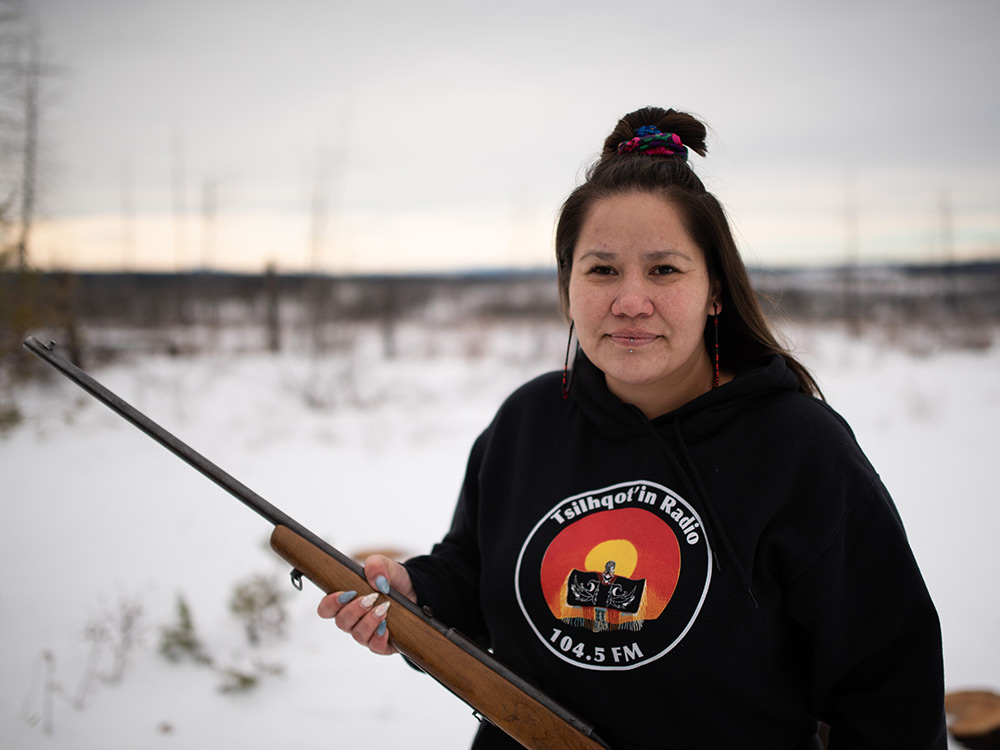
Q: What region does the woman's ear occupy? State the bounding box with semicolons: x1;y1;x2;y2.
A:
710;279;722;315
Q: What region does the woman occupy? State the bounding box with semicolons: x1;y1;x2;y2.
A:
319;107;947;748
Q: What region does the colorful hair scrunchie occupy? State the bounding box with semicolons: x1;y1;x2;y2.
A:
617;125;688;160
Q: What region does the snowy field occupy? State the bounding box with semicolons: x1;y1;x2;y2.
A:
2;318;998;749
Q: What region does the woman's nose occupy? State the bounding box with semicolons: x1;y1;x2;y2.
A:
611;275;653;318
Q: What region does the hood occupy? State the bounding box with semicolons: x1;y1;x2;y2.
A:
570;349;801;439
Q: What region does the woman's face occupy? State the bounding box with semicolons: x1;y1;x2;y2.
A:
568;192;718;416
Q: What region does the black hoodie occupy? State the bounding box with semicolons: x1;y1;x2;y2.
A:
406;352;947;749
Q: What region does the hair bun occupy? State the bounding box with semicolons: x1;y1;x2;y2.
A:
602;107;708;159
616;126;688;160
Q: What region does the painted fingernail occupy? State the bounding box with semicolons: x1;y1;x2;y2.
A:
337;591;357;604
376;620;387;637
375;575;390;594
373;601;391;618
359;592;378;609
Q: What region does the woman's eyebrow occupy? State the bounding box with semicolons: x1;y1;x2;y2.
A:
576;250;618;262
645;249;692;262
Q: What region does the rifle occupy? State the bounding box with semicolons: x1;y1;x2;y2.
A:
22;336;610;750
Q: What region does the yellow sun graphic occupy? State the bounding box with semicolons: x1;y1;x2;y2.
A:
584;539;639;577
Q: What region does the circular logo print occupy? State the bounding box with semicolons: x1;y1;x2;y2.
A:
515;480;712;671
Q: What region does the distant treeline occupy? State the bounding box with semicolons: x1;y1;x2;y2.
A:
752;261;1000;322
6;261;996;323
12;268;563;327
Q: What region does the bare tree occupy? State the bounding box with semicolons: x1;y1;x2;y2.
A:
0;0;49;271
12;33;40;270
0;0;27;262
0;5;71;371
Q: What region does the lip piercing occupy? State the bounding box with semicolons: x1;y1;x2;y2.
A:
629;338;635;343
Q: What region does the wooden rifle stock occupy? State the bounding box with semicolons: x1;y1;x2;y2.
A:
22;336;610;750
270;525;609;749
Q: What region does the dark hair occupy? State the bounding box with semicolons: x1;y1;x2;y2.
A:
555;106;821;398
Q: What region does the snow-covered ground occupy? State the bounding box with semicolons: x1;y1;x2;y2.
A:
2;319;997;748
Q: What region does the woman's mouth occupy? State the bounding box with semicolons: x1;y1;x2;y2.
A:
609;330;657;347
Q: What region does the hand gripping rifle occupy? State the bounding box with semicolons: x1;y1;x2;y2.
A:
22;337;609;750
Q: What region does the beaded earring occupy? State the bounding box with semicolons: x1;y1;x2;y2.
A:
712;302;720;389
561;320;575;400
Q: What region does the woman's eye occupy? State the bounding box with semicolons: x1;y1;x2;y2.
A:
587;265;616;276
651;265;678;276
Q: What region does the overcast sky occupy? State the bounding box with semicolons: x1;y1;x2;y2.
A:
18;0;1000;273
